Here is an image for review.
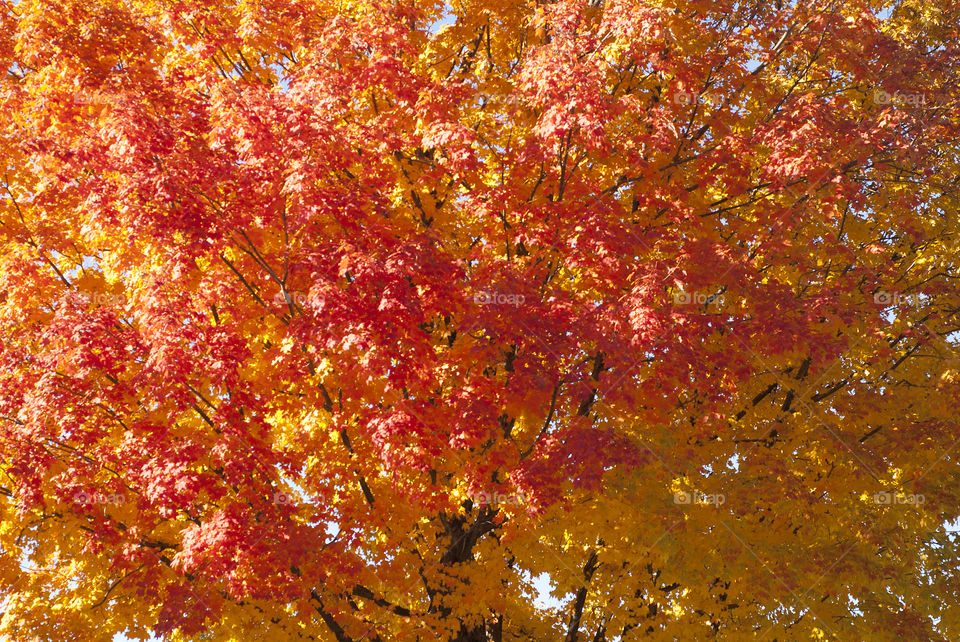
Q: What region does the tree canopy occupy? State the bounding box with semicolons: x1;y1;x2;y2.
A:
1;0;960;639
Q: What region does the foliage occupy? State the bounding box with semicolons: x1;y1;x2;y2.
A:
1;0;960;639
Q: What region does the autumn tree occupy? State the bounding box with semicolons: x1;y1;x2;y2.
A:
2;0;960;639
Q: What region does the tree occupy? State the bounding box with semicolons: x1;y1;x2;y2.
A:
1;0;959;639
